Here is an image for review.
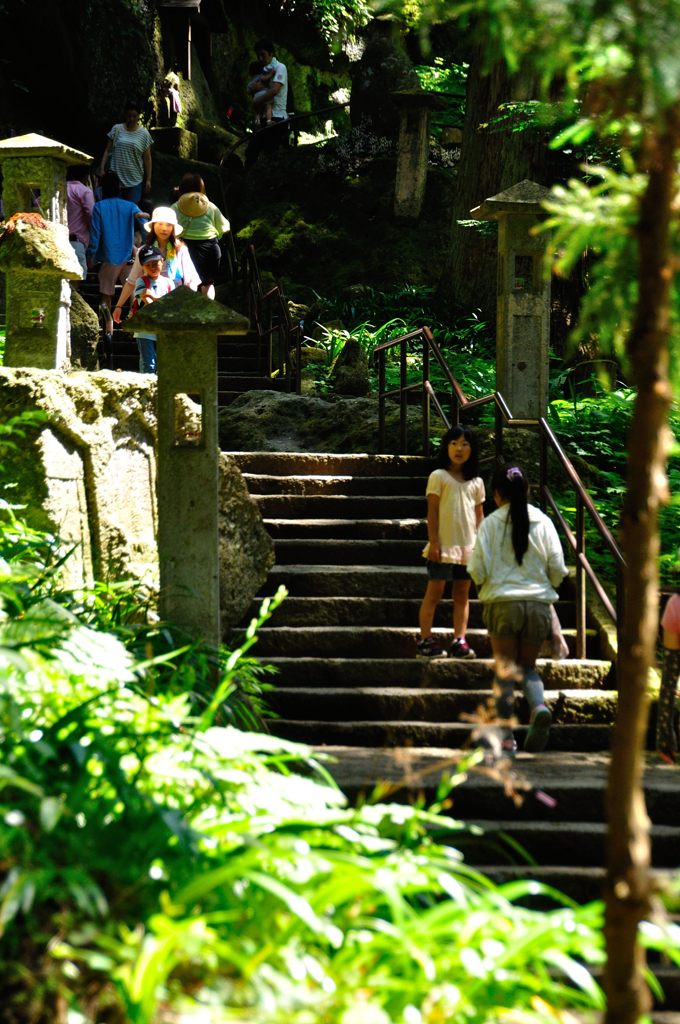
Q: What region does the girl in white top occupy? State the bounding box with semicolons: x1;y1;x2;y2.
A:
468;463;568;755
417;426;485;660
112;207;200;324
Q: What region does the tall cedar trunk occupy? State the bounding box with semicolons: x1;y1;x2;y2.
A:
438;53;548;320
603;123;676;1024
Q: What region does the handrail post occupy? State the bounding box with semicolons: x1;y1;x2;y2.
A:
495;402;503;464
575;495;586;659
616;560;624;667
539;423;548;512
378;350;386;453
422;331;430;456
400;336;408;453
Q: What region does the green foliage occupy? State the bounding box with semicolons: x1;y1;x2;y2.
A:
548;383;680;587
413;58;467;140
281;0;372;46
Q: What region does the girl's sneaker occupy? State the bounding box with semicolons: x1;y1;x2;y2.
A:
416;637;448;659
524;703;552;753
449;637;476;659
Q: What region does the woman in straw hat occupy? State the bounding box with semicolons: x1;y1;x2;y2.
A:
172;172;230;299
112;205;200;324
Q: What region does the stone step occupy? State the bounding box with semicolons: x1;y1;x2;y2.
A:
261;565;432;597
264;516;427;539
243;473;428;496
248;625;602;659
272;539;434;564
267;686;617;724
228;451;433;476
272;718;613;751
478;867;678;913
456;820;679;868
255;494;425;517
252;595;579;628
315;748;679;825
263;657;613;690
218;356;260;373
257;566;578;604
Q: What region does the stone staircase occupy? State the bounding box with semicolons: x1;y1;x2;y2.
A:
232;449;680;1010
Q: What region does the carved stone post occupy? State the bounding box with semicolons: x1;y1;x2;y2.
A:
122;286;249;647
472;179;551;419
392;91;444;221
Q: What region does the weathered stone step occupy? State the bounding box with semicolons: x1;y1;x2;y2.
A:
218;355;260;373
243;473;428;496
228;451;433;476
264;516;426;539
272;539;444;565
314;748;679;825
267;686;617;724
250;625;602;659
260;565;431;597
457;820;679;867
264;657;613;690
477;866;677;910
255;494;425;517
253;595;578;628
273;718;613;750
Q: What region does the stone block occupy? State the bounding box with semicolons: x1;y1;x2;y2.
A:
150;126;198;160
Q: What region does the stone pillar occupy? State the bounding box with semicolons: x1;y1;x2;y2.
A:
0;133;92;369
392;91;444;221
472;179;551;419
122;285;249;648
0;219;83;369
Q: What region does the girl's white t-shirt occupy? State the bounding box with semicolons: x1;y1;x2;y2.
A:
422;469;485;564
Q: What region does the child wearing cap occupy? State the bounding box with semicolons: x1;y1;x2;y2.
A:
172;172;230;299
130;244;174;374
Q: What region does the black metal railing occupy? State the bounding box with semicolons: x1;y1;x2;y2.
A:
375;326;625;658
240;245;301;392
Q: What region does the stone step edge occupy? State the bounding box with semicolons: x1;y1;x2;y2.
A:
263;656;612;668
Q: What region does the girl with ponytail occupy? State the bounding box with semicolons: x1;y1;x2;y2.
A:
468;463;567;755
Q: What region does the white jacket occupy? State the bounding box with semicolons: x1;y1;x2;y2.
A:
468;503;567;603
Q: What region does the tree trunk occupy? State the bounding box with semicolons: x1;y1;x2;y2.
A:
438;52;549;320
603;119;677;1024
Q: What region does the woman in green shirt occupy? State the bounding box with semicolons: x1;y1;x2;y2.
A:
172;173;230;298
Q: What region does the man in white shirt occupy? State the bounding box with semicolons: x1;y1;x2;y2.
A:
245;39;291;169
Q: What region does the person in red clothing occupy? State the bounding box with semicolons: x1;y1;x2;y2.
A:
658;592;680;763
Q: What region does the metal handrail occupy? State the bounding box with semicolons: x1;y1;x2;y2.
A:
240;245;301;393
374;324;625;658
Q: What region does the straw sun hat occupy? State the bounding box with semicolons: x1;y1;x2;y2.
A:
177;191;210;218
144;206;183;235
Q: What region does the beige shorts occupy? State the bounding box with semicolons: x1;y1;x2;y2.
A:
98;261;130;295
483;600;552;645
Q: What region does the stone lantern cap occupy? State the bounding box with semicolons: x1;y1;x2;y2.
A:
472;179;551;220
0;132;92;165
391;89;448;111
0;215;82;277
120;285;250;334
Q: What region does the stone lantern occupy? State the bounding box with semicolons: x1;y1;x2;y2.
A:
472;179;551;419
0;132;93;369
122;285;249;648
392;90;445;221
